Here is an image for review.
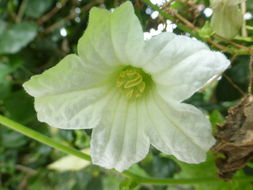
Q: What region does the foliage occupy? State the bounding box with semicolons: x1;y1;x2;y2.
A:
0;0;253;189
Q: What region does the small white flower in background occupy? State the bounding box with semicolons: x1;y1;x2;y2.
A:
48;149;90;172
23;2;230;172
210;0;243;39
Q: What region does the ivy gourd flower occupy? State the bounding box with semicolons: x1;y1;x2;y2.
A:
23;2;230;171
210;0;243;39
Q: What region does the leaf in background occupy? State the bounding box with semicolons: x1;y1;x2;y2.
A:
103;175;122;190
0;62;21;99
3;90;36;123
209;109;224;132
25;0;53;18
0;20;6;35
198;21;214;39
216;57;249;102
0;22;37;54
0;129;28;148
174;153;252;190
0;63;12;82
86;177;103;190
128;164;149;177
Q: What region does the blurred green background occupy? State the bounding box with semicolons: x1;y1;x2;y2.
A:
1;0;253;189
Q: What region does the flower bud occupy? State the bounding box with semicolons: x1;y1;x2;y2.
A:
210;0;243;39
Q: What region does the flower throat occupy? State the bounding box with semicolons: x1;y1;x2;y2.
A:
116;67;151;99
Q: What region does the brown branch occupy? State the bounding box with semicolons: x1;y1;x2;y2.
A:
157;1;253;55
214;34;253;54
43;0;102;34
223;74;245;96
241;1;248;37
15;164;37;175
248;55;253;94
37;0;69;25
163;7;197;31
16;0;28;23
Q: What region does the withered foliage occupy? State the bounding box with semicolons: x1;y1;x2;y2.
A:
212;95;253;180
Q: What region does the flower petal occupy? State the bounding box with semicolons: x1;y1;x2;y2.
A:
23;54;113;129
153;50;230;101
78;2;144;67
34;86;111;129
142;33;209;73
91;94;150;171
23;54;110;97
145;91;215;163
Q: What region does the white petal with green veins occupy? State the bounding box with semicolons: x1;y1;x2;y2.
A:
91;93;150;172
146;91;215;163
78;2;144;67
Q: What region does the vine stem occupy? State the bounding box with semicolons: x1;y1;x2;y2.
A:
1;114;253;185
0;115;91;162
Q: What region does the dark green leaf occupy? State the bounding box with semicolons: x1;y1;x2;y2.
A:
0;22;37;54
25;0;53;18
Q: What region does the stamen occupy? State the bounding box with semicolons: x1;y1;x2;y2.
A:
116;68;149;99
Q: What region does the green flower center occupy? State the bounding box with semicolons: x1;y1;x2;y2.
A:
116;67;151;99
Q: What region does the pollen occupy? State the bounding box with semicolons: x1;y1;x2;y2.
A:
116;68;148;98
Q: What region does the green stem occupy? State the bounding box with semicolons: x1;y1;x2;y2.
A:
0;115;91;161
1;115;253;185
138;176;253;185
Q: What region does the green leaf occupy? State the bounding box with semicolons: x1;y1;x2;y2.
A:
175;154;252;190
0;22;37;54
0;63;12;82
119;178;137;190
128;164;149;177
86;177;103;190
3;90;36;123
0;62;21;99
209;110;224;128
0;80;11;100
25;0;53;18
198;22;214;39
1;130;28;148
0;20;6;35
103;175;122;190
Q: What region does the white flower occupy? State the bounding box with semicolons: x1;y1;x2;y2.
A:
23;2;230;171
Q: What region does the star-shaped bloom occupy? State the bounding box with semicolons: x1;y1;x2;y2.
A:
23;2;230;171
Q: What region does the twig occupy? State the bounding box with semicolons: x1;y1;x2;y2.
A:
223;74;245;96
16;0;28;23
43;0;101;34
15;164;37;175
37;0;69;25
161;0;175;8
141;0;253;55
241;0;248;37
248;55;253;94
0;163;37;175
43;9;77;34
215;34;253;54
163;7;197;30
165;6;252;54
